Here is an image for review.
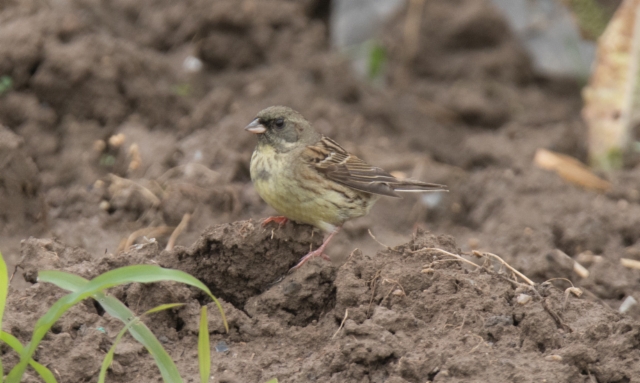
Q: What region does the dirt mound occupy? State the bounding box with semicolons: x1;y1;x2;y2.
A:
5;229;638;382
159;219;325;309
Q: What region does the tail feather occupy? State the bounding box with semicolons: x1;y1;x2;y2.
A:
390;180;448;193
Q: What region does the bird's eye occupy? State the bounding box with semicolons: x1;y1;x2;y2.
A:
274;118;284;129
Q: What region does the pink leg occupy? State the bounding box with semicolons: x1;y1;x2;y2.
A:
262;216;288;227
290;227;341;272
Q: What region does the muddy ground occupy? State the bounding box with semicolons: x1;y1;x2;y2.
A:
1;0;640;382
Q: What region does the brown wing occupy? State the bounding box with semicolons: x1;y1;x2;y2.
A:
302;136;447;197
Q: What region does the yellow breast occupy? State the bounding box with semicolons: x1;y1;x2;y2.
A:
250;145;376;232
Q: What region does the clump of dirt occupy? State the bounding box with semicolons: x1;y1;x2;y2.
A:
158;219;324;308
6;230;640;382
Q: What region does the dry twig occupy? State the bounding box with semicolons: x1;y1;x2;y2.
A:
120;226;174;251
424;248;481;270
108;174;161;207
332;309;349;339
367;271;381;314
541;298;573;333
166;213;191;251
621;257;640;270
368;229;400;252
380;277;406;304
473;251;535;286
466;333;486;354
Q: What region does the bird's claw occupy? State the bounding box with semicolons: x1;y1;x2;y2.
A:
262;216;288;227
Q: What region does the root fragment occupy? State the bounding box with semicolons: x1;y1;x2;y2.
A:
472;250;535;286
621;257;640;270
368;229;400;252
332;309;349;339
166;213;191;251
423;248;482;270
108;174;161;207
119;226;174;252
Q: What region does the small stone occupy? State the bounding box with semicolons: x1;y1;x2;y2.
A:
215;341;230;353
99;200;110;211
516;294;532;305
619;296;638;314
108;133;126;148
183;56;203;73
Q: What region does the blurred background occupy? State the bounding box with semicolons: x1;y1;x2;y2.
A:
2;0;640;315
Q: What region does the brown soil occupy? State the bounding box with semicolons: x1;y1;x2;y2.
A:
1;0;640;382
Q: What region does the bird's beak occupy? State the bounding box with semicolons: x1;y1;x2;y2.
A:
244;118;267;134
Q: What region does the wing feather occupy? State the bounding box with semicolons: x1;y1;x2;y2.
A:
302;136;447;197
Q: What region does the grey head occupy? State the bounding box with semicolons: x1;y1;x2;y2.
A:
244;106;321;153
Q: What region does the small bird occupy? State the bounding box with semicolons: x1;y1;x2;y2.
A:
245;106;447;270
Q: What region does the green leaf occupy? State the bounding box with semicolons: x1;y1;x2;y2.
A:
0;75;12;96
38;271;184;383
367;41;386;81
0;331;58;383
97;294;184;383
10;266;227;382
144;303;185;316
39;271;87;292
98;302;185;383
265;379;279;383
198;306;210;383
97;319;137;383
171;83;192;97
0;252;8;378
50;265;227;331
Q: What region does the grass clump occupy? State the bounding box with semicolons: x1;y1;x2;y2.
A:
0;252;226;383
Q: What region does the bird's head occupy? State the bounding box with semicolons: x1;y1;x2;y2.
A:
245;106;319;152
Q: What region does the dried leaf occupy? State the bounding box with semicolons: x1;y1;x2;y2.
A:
534;148;611;191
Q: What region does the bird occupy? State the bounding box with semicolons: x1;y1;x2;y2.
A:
245;106;448;271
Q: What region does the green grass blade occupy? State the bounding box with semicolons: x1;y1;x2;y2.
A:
265;379;279;383
97;295;184;383
19;266;227;383
198;306;210;383
42;266;228;331
38;270;86;291
100;300;189;383
144;303;184;316
38;271;184;383
0;252;8;378
98;301;187;383
97;319;138;383
0;331;58;383
98;303;184;383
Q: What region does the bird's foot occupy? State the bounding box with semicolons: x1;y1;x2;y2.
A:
289;248;331;272
289;228;340;272
262;216;288;227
